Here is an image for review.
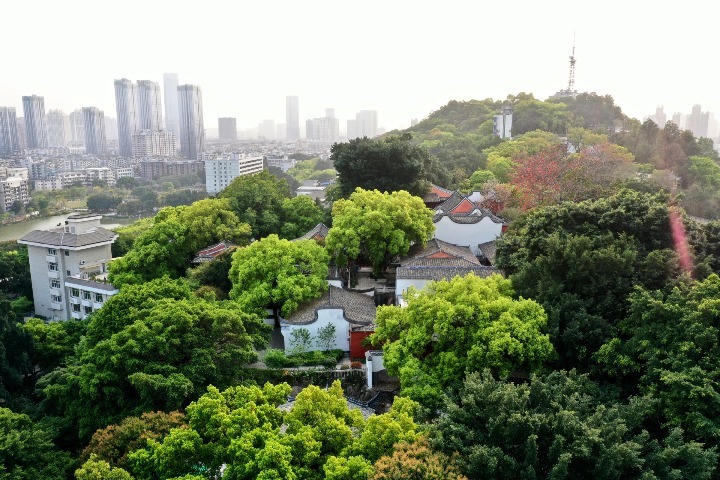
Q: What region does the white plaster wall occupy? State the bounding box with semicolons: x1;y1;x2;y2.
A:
433;217;502;255
395;278;431;306
280;308;350;351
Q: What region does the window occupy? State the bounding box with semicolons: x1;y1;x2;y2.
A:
50;279;60;289
47;248;56;255
48;262;58;271
84;306;93;314
51;295;62;303
70;288;79;298
83;291;91;300
73;304;81;312
65;251;70;256
95;293;103;303
67;270;71;276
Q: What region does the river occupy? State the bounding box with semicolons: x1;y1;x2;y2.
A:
0;214;141;242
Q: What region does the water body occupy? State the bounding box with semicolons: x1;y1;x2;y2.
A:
0;214;139;242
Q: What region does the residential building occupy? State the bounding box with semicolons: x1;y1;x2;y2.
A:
68;110;85;144
295;179;326;201
686;104;710;138
266;155;299;173
0;107;20;155
178;84;205;160
18;213;118;321
204;153;263;194
647;106;667;127
139;159;203;180
22;95;49;148
46;109;68;147
355;110;378;138
306;115;339;142
493;106;513;139
132;130;176;157
286;95;299;141
218;117;237;141
163;73;180;140
137;80;164;131
83;107;107;154
114;78;139;157
0;176;29;212
85;167;114;186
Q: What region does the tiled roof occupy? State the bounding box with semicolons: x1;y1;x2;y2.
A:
400;238;480;267
450;197;478;214
423;184;454;204
478;241;497;264
193;241;236;263
397;265;499;281
18;227;117;248
433;212;505;224
435;191;466;214
284;286;376;326
293;222;330;242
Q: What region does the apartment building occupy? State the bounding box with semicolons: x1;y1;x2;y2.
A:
204;153;263;194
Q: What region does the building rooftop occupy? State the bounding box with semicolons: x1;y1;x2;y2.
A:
396;265;499;281
192;241;237;263
64;276;119;293
284;285;376;326
399;238;481;267
18;226;117;248
293;222;330;242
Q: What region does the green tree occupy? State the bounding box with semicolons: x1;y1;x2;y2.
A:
0;242;32;298
316;323;337;351
163;189;208;207
332;133;437;198
109;198;251;286
0;407;74;479
372;274;554;411
228;234;329;317
87;193;123;212
325;188;434;277
0;296;34;400
433;370;716;479
75;455;134;480
372;436;467;480
115;176;138;190
218;170;291;238
280;195;325;240
186;248;236;297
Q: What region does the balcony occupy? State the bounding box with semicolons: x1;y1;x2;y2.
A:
71;311;82;320
70;297;80;305
50;301;63;310
93;302;104;310
49;287;61;296
46;254;57;263
81;299;92;307
48;270;59;279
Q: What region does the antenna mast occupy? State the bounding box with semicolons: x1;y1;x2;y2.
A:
567;32;576;92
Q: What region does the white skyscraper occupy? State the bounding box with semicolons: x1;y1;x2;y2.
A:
0;107;20;156
286;95;299;141
22;95;49;148
355;110;378;138
46;110;68;148
178;84;204;160
68;110;85;144
137;80;163;131
163;73;180;139
82;107;106;154
114;79;139;157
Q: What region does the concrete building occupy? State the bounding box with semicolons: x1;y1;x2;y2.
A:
163;73;180;140
347;110;378;139
68;110;85;144
218;117;237;141
22;95;49;148
286;95;299;141
0;107;20;156
85;167;115;186
132;130;176;157
0;176;29;212
139;159;203;180
647;106;667;127
18;213;118;321
686;104;710;138
178;84;205;160
83;107;107;154
493;106;513;139
137;80;164;132
114;79;139;157
46;109;68;148
306;115;339;142
204;153;263;194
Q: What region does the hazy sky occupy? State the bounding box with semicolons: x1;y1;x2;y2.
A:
1;0;717;133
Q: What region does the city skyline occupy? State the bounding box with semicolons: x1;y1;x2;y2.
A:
2;1;720;134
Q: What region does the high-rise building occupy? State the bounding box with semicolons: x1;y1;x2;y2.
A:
82;107;107;154
114;79;139;157
355;110;378;138
647;106;667;127
686;104;709;138
104;117;118;141
132;130;176;157
0;107;20;156
286;95;299;141
306;110;339;142
16;118;26;150
218;117;237;141
163;73;180;140
177;84;204;160
68;110;85;144
137;80;163;131
671;112;683;129
22;95;49;148
46;110;68;148
205;154;263;194
258;119;275;140
346;119;357;140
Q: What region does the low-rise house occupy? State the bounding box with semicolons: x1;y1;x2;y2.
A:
292;222;329;243
280;286;376;353
192;241;237;264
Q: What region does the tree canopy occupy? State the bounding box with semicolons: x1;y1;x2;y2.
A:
372;274;554;411
325;188;434;276
229;234;330;318
332;133;438;198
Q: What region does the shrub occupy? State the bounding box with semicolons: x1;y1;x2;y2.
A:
264;349;288;369
340;364;350;370
351;361;362;369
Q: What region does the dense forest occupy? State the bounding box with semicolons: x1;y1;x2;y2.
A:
3;91;720;479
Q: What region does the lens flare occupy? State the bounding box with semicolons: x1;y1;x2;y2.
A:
669;208;693;277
